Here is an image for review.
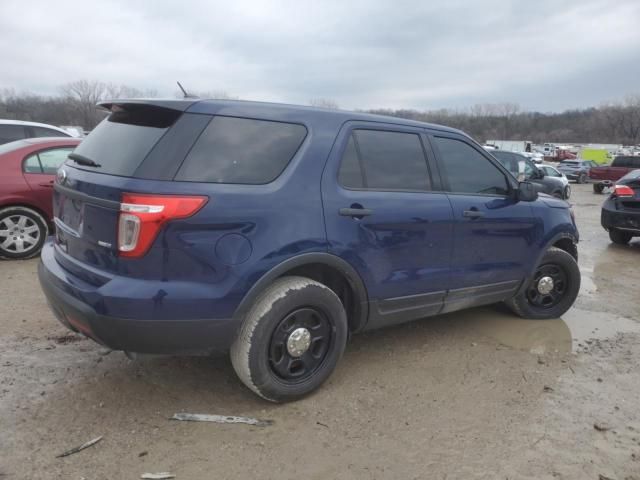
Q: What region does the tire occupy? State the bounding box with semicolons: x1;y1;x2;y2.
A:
609;229;632;245
593;184;604;194
564;185;571;199
578;173;587;184
0;206;48;259
505;247;580;320
230;276;348;402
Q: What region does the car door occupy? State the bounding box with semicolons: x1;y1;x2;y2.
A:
321;123;454;329
429;133;538;313
22;147;74;218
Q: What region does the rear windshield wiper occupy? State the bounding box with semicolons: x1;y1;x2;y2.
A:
68;153;101;168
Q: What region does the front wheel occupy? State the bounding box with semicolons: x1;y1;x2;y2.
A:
230;276;348;402
593;184;604;194
505;247;580;320
564;185;571;199
609;229;632;245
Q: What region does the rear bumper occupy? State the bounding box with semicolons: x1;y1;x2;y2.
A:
38;242;238;355
601;204;640;234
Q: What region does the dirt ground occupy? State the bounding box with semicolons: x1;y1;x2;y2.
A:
1;183;639;480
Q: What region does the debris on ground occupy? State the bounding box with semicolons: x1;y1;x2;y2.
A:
47;334;86;345
139;451;149;457
594;422;612;432
598;474;615;480
56;436;103;458
171;413;273;427
316;421;329;428
141;473;175;479
543;385;554;392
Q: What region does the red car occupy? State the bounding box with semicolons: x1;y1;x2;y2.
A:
0;137;81;259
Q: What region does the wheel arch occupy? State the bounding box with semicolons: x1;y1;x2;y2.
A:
233;253;369;333
0;203;51;232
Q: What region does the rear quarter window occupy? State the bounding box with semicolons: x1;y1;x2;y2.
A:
175;116;307;184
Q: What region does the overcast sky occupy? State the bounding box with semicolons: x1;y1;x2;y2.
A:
1;0;639;112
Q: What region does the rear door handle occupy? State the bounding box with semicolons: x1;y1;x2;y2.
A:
340;207;373;217
463;209;484;219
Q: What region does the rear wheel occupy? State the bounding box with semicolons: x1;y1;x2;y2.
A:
578;173;587;184
505;247;580;320
0;207;48;259
230;276;348;402
609;229;633;245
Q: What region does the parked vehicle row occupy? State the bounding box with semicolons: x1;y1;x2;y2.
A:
489;150;570;199
37;99;581;402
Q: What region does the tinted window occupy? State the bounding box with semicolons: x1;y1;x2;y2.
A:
434;137;509;195
338;136;364;188
38;148;74;174
338;129;430;191
0;125;26;144
70;104;181;176
491;151;519;178
32;126;69;138
23;153;42;173
176;116;307;184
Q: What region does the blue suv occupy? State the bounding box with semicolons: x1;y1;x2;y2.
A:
38;99;581;401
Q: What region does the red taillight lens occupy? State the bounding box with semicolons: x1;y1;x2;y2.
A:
613;185;634;197
118;194;208;258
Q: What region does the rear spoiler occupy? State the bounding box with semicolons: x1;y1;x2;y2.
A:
98;99;199;112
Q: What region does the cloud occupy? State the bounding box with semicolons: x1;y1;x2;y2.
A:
1;0;639;111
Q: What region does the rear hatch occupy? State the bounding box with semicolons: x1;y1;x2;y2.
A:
557;161;580;173
53;101;211;275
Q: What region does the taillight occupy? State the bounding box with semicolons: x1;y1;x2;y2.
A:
118;194;208;258
612;185;634;198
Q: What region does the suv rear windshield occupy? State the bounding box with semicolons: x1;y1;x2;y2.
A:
69;105;307;184
69;104;181;177
613;156;640;168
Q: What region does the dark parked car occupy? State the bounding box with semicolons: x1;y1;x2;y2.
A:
601;169;640;244
39;99;581;401
557;159;598;183
0;137;82;258
491;150;570;199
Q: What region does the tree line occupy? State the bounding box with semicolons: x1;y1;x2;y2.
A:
1;80;639;145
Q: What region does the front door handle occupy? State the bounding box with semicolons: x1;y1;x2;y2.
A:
463;209;484;219
340;207;373;218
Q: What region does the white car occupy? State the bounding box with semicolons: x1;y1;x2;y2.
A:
0;119;75;145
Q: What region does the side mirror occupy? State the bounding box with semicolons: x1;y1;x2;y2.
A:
517;181;538;202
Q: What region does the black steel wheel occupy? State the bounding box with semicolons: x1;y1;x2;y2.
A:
268;307;333;381
505;247;580;320
230;276;348;402
526;264;567;309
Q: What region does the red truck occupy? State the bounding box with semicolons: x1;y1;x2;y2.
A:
589;156;640;193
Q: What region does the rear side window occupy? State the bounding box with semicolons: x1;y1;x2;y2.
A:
434;137;509;195
23;153;42;173
175;116;307;184
338;129;431;191
69;104;181;176
0;125;26;144
32;127;69;138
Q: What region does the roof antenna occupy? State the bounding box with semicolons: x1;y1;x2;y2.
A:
177;81;198;99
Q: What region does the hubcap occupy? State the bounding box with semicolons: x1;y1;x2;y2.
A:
268;307;333;381
0;215;40;253
286;327;311;357
537;276;554;295
527;263;568;309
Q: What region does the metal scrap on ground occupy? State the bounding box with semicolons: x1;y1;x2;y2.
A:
171;413;273;427
141;473;175;479
56;436;103;458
